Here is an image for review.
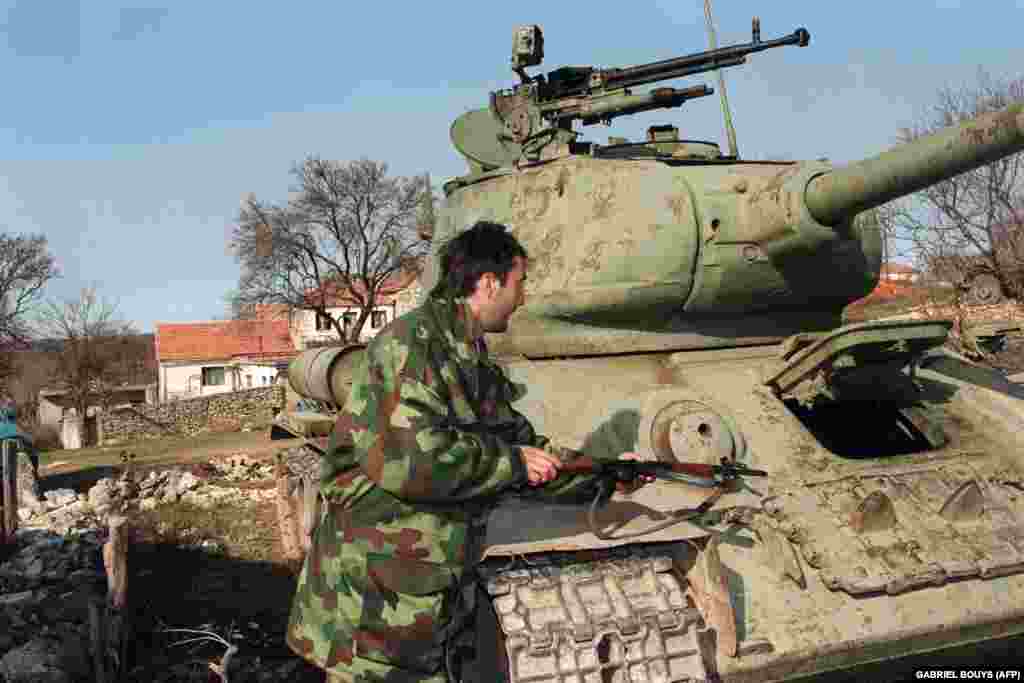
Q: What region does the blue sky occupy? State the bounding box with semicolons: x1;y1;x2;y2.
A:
1;1;1022;333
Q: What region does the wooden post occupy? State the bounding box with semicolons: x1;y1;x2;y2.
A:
275;456;303;562
90;513;133;681
1;440;18;547
300;475;321;553
103;515;129;610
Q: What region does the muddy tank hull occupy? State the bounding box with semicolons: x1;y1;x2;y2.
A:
478;328;1024;681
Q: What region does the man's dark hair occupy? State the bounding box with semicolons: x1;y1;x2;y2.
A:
431;221;528;298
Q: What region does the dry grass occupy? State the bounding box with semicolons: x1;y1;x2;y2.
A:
134;500;282;564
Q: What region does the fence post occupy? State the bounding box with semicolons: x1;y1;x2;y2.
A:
1;439;18;546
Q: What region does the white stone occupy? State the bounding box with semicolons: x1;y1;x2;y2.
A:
43;489;78;509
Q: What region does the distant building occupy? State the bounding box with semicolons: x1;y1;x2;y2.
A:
880;262;920;283
244;263;424;351
155;319;296;402
38;384;158;449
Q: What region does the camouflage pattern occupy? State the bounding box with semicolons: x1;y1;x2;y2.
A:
288;297;606;681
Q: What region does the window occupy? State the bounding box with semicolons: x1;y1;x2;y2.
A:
315;311;333;331
201;367;226;386
246;375;252;388
343;312;358;330
262;376;269;385
371;310;387;329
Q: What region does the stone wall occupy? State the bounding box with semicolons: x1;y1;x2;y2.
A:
98;385;284;444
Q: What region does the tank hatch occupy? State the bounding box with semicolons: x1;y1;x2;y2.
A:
761;455;1024;595
764;321;954;457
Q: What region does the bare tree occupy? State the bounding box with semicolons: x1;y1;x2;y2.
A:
230;158;430;342
884;70;1024;303
0;232;59;347
37;288;139;419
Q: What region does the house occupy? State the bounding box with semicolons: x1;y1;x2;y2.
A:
155;319;296;402
880;262;920;283
291;263;425;350
29;334;159;449
38;383;158;449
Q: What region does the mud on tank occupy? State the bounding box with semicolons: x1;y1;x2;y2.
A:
290;16;1024;683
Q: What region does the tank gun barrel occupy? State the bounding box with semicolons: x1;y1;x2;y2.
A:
286;345;367;407
805;103;1024;226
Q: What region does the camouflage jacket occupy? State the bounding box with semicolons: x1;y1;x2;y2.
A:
288;297;605;680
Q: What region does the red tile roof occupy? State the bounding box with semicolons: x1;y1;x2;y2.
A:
155;319;295;363
881;262;919;274
304;263;422;307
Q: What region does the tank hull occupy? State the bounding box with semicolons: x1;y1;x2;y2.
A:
487;341;1024;681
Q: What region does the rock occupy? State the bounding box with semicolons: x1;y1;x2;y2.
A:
0;590;34;606
23;557;44;579
42;489;78;510
280;445;321;479
175;471;200;495
0;635;91;683
87;478;118;510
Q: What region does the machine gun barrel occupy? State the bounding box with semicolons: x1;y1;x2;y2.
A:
602;27;810;92
805;103;1024;226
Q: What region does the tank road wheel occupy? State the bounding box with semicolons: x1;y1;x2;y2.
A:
966;273;1004;306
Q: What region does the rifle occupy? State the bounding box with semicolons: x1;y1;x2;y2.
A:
558;455;767;541
493;21;810;143
560;455;767;488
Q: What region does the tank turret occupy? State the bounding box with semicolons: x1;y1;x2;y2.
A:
433;23;1024;358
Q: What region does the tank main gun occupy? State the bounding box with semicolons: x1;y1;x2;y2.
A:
495;22;809;145
804;104;1024;226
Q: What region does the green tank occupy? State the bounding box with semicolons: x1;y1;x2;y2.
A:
289;19;1024;682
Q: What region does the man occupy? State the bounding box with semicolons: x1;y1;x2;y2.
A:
288;221;647;682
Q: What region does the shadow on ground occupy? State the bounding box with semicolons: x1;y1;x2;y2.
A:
121;538;324;682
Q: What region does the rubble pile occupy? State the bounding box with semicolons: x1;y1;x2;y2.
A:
194;453;277;482
277;445;321;481
0;527;106;682
1;449;325;681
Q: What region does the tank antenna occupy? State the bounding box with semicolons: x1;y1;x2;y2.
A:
703;0;740;158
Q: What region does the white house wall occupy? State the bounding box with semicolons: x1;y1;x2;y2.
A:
294;281;425;349
296;305;395;348
160;361;280;402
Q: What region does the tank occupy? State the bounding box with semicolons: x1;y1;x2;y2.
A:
287;19;1024;682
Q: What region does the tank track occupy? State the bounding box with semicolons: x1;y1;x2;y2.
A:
481;546;711;683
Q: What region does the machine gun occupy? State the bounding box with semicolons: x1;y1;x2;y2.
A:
491;20;810;145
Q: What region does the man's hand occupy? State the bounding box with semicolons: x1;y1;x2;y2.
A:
521;446;561;486
616;451;656;492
